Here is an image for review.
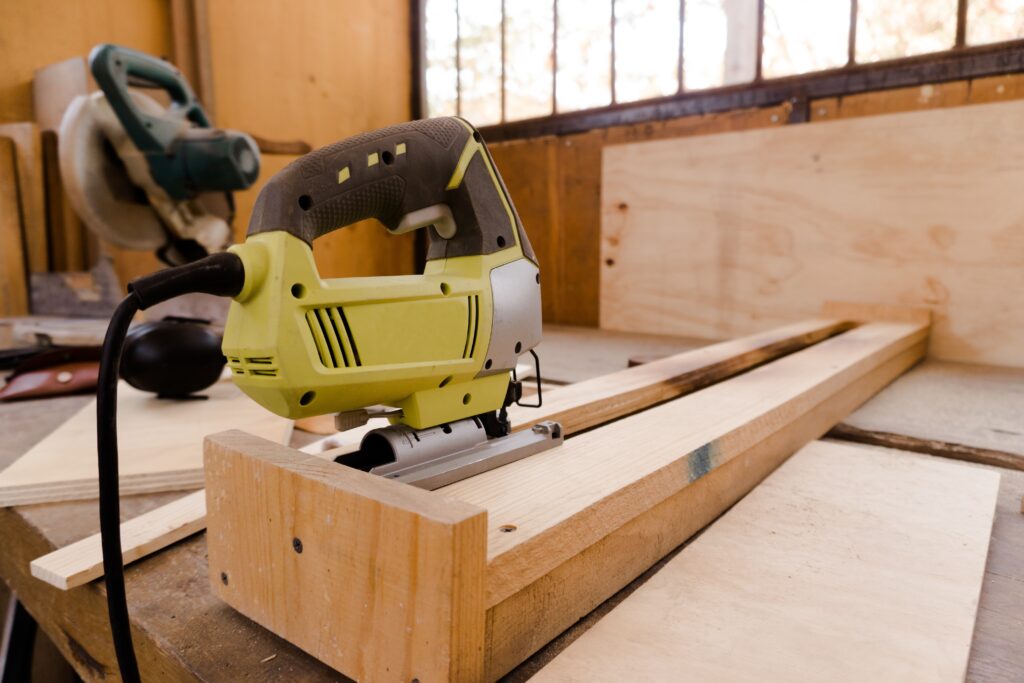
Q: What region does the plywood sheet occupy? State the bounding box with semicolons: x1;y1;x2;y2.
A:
533;439;999;682
0;380;290;505
601;99;1024;367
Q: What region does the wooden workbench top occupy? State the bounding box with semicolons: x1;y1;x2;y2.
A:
1;325;1021;681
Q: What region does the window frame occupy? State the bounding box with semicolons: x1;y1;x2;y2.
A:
411;0;1024;142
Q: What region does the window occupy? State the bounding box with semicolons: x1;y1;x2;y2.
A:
424;0;1024;125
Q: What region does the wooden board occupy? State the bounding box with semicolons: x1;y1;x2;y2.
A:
205;430;487;683
0;380;290;506
30;489;206;590
532;440;1000;682
0;137;29;316
203;313;926;680
601;99;1024;368
3;324;1022;683
0;123;45;272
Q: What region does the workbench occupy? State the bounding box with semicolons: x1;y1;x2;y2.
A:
1;325;1022;681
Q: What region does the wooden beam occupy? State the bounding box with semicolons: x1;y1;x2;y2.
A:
205;431;487;683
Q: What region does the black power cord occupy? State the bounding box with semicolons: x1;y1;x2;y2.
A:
97;253;245;683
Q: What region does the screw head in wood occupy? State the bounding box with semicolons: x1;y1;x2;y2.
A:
292;537;303;553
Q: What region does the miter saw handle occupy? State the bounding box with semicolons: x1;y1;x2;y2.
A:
90;43;210;153
246;117;536;262
89;44;259;200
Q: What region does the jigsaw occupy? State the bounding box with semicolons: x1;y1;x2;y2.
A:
96;115;560;681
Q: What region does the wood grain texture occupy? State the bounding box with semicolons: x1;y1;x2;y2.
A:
31;489;207;590
0;380;290;506
479;326;926;679
0;122;45;272
204;0;415;280
0;137;29;316
2;325;1022;683
505;317;851;436
601;99;1024;367
205;430;487;683
532;440;999;682
840;359;1024;458
489;104;792;326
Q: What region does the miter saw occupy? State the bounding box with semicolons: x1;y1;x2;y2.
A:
59;43;260;266
95;116;560;682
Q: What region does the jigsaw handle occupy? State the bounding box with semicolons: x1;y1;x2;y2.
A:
246;117;536;262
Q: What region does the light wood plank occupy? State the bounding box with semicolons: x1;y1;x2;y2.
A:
0;380;291;506
30;489;206;590
0;138;28;316
601;98;1024;367
0;123;46;273
205;430;487;683
532;440;1000;682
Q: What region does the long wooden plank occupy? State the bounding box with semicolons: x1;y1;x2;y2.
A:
199;317;924;681
0;380;291;506
0;138;29;317
600;98;1024;367
532;440;1000;682
460;320;927;679
0;123;46;273
205;431;488;683
32;317;848;591
30;490;207;590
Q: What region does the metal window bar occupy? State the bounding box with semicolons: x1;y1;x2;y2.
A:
439;0;1011;128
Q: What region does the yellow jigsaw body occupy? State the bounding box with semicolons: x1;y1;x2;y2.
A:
220;116;540;431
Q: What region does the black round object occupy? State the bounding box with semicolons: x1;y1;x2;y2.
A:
120;317;225;397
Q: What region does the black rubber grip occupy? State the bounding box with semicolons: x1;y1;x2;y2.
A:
247;117;535;261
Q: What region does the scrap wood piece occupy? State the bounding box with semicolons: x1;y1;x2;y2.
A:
531;440;1000;682
0;380;291;507
30;490;206;590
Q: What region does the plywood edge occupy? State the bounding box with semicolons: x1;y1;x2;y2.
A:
822;300;932;326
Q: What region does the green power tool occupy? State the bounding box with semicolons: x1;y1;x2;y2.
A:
96;117;561;682
60;43;260;265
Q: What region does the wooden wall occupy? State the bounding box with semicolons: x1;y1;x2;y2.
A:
0;0;414;288
207;0;415;279
488;73;1024;328
0;0;171;124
